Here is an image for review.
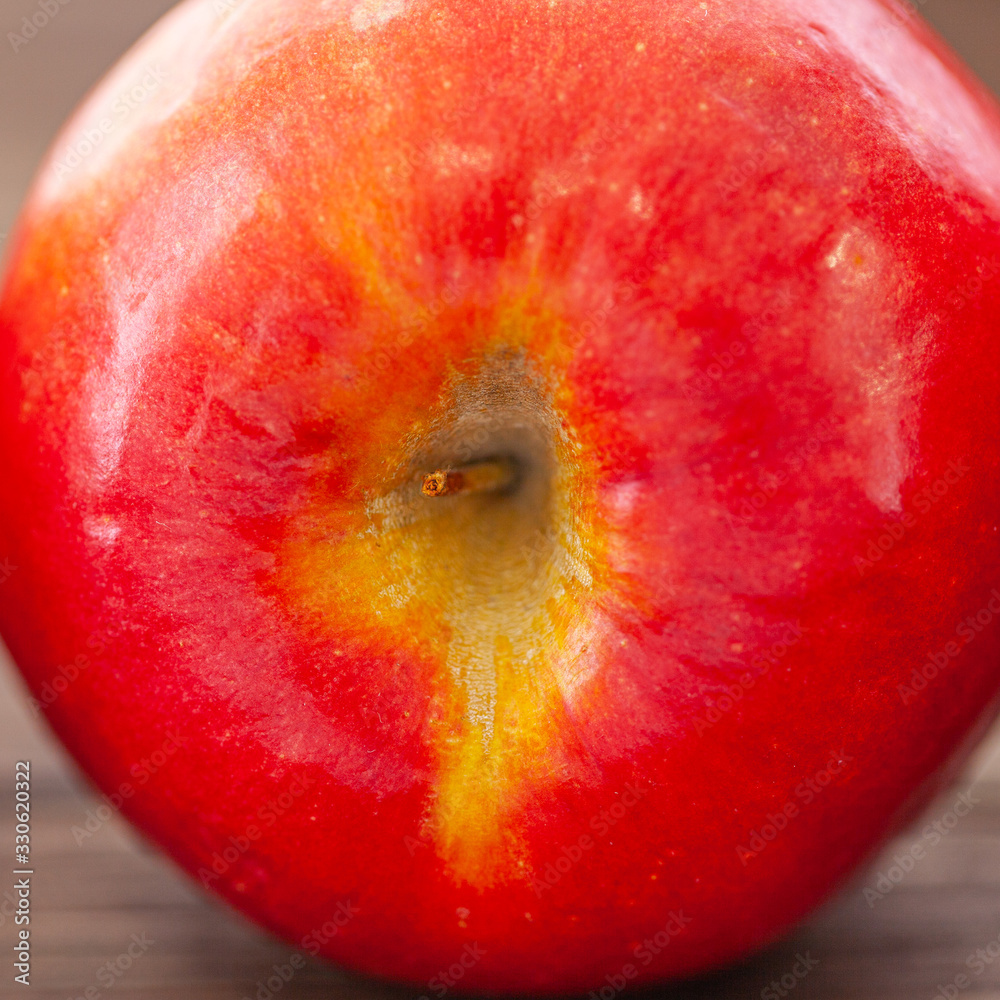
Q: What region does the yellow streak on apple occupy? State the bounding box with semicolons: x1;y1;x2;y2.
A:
277;306;607;887
260;122;617;885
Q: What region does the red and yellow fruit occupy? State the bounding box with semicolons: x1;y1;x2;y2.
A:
3;0;1000;992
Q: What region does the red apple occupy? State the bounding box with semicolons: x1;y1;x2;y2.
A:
3;0;1000;992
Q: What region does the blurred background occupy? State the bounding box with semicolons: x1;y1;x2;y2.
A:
2;1;1000;997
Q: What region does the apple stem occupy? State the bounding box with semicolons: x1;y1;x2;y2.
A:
422;457;517;498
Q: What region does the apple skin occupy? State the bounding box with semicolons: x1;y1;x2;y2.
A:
4;0;1000;992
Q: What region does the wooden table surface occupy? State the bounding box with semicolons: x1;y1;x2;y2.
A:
2;1;1000;997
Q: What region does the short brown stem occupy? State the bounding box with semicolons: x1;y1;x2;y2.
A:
422;457;517;498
